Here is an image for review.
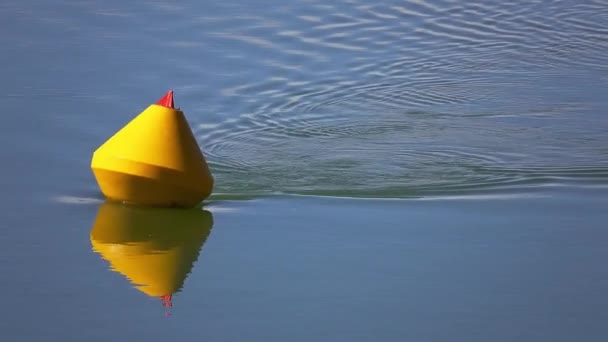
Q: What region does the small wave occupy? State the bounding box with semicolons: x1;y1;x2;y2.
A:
53;196;104;205
33;0;607;201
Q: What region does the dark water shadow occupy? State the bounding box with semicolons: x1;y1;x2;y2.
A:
90;202;213;316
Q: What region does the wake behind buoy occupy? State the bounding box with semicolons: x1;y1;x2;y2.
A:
91;91;214;207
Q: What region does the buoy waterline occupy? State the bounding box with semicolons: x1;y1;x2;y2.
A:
91;91;214;207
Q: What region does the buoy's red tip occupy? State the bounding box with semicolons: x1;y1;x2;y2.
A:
156;90;174;108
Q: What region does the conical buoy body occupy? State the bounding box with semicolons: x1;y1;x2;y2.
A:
91;91;213;207
90;202;213;298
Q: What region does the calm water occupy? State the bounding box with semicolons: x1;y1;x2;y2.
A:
1;0;608;341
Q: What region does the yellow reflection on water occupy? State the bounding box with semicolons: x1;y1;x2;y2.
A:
90;202;213;314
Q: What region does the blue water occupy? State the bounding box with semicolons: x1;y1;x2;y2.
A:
1;0;608;341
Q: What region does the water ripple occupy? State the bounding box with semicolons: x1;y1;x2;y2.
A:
160;0;608;198
11;0;606;199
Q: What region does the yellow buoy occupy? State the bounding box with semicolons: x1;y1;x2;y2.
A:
90;202;213;311
91;91;214;207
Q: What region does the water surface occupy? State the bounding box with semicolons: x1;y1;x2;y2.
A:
1;0;607;341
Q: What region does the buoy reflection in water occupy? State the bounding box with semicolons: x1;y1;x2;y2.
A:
90;202;213;315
